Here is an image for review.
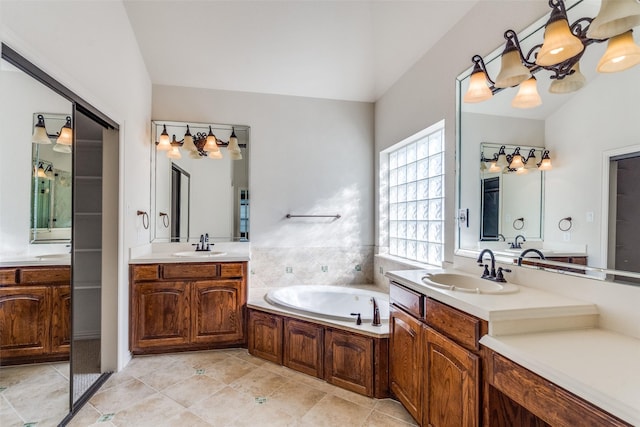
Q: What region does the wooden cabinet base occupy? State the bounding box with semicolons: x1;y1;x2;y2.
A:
248;308;389;398
484;347;631;427
129;262;247;355
1;266;71;365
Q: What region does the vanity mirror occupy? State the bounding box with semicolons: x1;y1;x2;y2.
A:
150;120;250;242
456;0;640;284
31;113;73;243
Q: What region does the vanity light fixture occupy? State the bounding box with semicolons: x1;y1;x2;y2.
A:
481;146;552;173
154;123;246;160
464;0;640;108
537;150;553;170
32;114;74;147
56;116;73;146
33;162;53;179
32;115;51;144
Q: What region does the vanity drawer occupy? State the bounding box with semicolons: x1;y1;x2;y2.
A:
162;263;219;279
0;269;18;285
426;298;482;351
389;282;424;319
20;267;70;284
131;264;160;281
220;263;244;278
486;350;632;427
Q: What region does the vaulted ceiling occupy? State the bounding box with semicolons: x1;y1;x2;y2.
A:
124;1;479;102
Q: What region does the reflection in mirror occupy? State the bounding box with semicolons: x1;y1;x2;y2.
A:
171;163;190;242
0;57;72;424
31;114;73;243
479;143;545;243
456;0;640;285
151;121;250;242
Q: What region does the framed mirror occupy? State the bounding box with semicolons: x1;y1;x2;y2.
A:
456;0;640;285
150;120;250;242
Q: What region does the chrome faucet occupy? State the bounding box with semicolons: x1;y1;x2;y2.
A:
371;298;381;327
510;234;526;249
517;248;545;266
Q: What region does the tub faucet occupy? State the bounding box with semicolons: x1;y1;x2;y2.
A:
371;298;381;327
510;234;526;249
517;248;546;266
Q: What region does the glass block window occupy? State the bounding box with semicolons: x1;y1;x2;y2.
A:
388;124;444;265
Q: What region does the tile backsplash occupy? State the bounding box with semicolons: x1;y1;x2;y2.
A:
249;246;374;290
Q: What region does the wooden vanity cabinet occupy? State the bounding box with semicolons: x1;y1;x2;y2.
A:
389;281;485;427
0;266;71;364
389;304;424;421
247;308;389;398
129;262;247;354
484;348;632;427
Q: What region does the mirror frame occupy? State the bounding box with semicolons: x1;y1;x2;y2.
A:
454;1;640;286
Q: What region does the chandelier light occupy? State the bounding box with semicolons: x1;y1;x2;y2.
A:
464;0;640;108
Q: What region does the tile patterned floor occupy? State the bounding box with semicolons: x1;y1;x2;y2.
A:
69;348;418;427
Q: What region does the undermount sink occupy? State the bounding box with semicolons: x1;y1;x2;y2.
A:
172;251;227;258
421;273;519;295
37;253;70;260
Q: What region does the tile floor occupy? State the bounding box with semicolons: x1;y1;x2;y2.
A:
0;362;70;426
68;348;418;427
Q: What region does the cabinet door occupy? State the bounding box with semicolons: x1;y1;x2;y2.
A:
191;280;245;345
283;318;323;378
0;286;50;359
324;328;373;396
389;305;423;422
50;284;71;354
248;310;283;364
131;281;190;351
423;327;480;427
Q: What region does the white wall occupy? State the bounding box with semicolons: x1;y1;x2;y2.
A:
153;85;376;289
374;1;640;338
1;0;152;370
545;65;640;269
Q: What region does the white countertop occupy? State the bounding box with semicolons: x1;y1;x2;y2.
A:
387;268;638;425
0;254;71;268
481;330;640;426
386;269;599;336
128;242;251;264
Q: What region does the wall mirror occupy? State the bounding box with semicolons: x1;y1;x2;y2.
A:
31;113;73;243
1;54;73;425
2;43;118;425
479;143;545;242
150;120;250;242
456;0;640;285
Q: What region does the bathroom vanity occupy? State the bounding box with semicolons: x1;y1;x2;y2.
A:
0;265;71;365
386;269;637;427
129;261;247;354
